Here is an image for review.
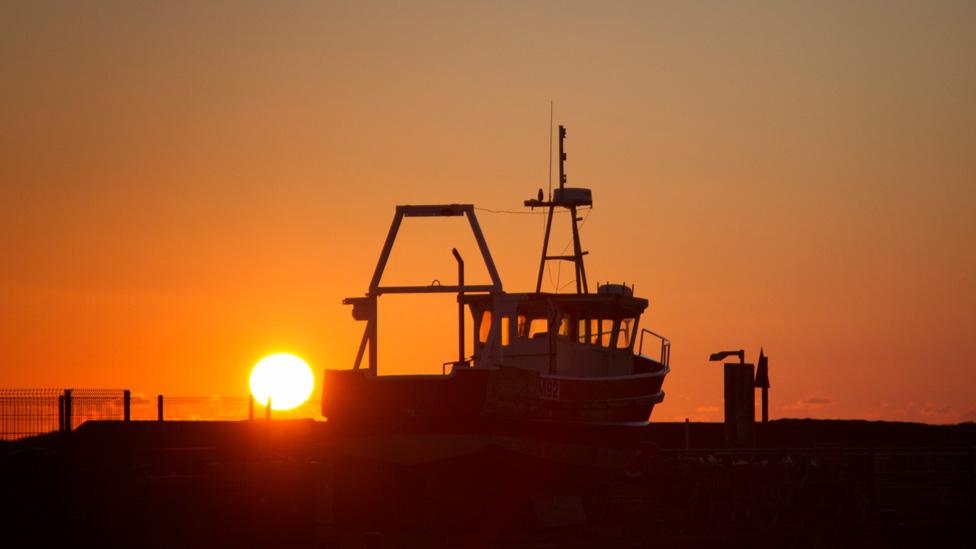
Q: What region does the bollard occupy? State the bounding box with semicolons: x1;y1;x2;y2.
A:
123;390;131;422
157;394;164;421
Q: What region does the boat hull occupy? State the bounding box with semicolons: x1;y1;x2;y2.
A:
536;372;666;423
322;363;667;425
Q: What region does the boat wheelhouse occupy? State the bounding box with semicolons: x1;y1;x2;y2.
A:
322;126;670;425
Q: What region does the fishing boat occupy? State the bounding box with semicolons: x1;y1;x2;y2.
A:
322;126;670;427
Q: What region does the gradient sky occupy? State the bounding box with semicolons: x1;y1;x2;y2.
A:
1;1;974;423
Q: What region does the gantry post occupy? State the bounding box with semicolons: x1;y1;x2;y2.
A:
535;207;555;293
345;204;502;373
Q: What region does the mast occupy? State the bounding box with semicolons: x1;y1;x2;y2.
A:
525;125;592;294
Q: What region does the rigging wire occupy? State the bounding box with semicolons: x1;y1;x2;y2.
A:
558;278;578;292
473;207;545;216
473;206;590;216
553;207;591;292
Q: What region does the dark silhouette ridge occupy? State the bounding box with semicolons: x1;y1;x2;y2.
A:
1;419;974;547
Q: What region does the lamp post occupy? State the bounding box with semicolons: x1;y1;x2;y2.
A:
709;349;754;446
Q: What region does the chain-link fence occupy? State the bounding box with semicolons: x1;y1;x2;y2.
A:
1;389;323;441
0;389;64;441
133;395;322;421
67;389;127;431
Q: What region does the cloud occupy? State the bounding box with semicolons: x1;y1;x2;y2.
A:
782;396;833;410
921;402;952;416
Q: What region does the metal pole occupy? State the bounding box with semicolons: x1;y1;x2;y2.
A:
535;206;555;293
368;316;377;374
63;389;72;433
569;205;588;293
452;248;465;366
463;207;503;291
249;396;254;421
157;394;164;421
684;418;690;449
367;209;405;294
123;390;131;422
761;386;769;424
352;329;369;370
58;395;65;432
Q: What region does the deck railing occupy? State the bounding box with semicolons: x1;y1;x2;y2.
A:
638;328;671;367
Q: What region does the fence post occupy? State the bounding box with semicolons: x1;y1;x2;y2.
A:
123;390;131;422
157;394;164;421
969;446;975;504
58;395;65;432
63;389;72;432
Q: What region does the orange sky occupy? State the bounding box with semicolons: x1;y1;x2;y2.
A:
1;1;974;423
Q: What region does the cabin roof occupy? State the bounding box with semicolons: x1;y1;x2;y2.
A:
461;291;648;317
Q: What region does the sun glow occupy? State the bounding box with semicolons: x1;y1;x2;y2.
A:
249;353;314;410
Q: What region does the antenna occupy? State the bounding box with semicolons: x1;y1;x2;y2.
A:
547;101;553;200
558;125;567;189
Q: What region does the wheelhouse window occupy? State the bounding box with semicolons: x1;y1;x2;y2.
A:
557;314;571;339
478;310;492;344
615;318;635;349
590;318;601;345
500;315;511;347
576;318;601;345
576;317;631;348
517;313;549;340
528;318;548;339
577;318;608;346
599;319;613;347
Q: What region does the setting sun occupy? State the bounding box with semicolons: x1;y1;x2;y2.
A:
249;353;314;410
